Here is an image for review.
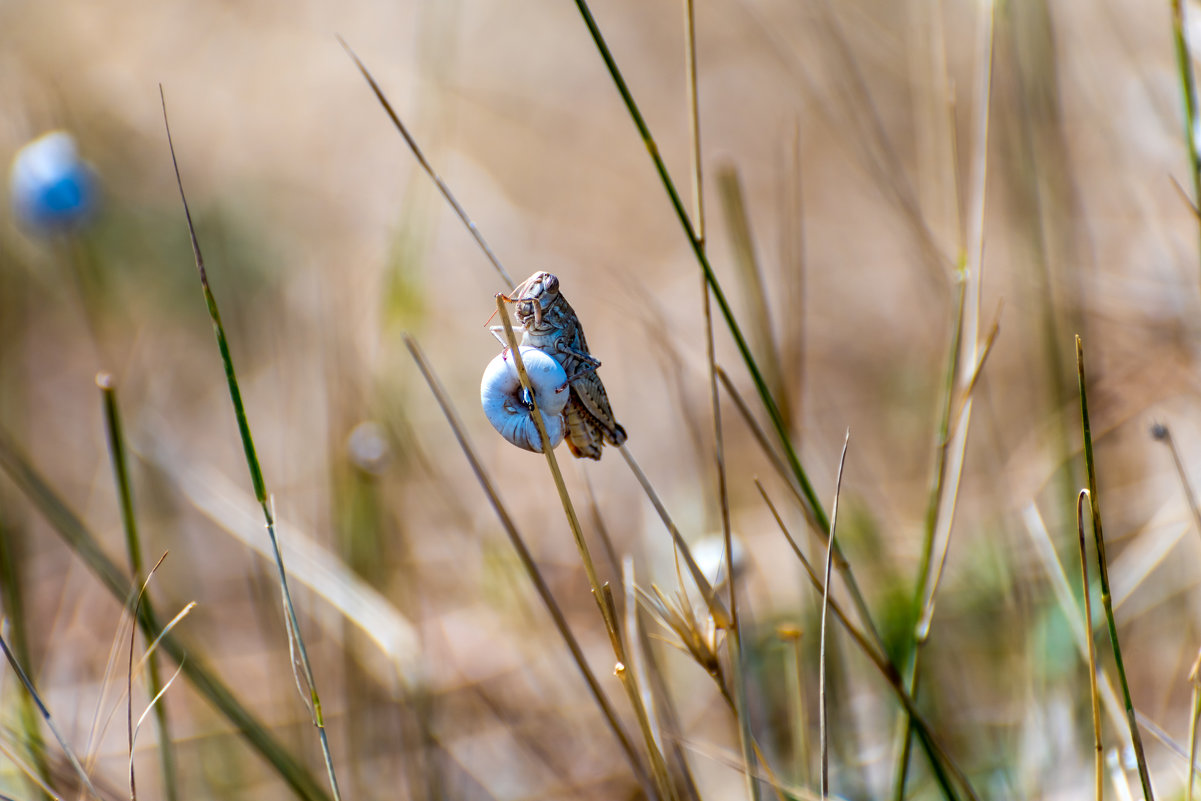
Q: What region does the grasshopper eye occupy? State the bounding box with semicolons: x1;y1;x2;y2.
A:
543;273;559;293
481;346;570;452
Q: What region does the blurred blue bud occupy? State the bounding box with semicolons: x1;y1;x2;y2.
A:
9;130;96;231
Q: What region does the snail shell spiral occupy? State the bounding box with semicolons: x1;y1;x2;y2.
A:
481;347;570;452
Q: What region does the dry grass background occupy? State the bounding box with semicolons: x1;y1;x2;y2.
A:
1;0;1200;800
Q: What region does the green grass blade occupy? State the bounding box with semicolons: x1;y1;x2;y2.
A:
160;88;342;801
0;432;333;801
1076;335;1154;801
565;0;889;658
97;373;179;801
1171;0;1201;282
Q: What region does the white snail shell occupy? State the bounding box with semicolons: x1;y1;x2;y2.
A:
481;347;570;452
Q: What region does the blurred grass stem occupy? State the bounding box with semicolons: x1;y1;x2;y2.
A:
1170;0;1201;283
341;39;515;288
0;625;102;800
677;5;758;794
0;515;54;799
893;3;994;795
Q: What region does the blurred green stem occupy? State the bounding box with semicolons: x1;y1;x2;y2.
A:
891;276;965;801
98;374;179;801
1171;0;1201;284
0;515;54;800
1076;335;1154;801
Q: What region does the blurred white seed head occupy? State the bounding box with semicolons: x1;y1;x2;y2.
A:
348;420;390;475
690;533;747;589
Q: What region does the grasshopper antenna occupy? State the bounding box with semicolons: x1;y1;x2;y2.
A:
338;36;516;288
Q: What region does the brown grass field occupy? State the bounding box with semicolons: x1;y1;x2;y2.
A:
1;1;1199;800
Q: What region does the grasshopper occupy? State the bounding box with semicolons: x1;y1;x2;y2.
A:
493;271;627;460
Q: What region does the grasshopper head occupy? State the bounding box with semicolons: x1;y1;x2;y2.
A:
512;271;560;327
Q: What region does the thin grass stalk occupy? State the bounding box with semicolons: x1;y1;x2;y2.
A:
780;126;805;443
756;482;972;801
402;336;653;794
635;616;704;801
818;433;849;799
1078;491;1103;801
0;516;54;800
607;592;678;801
97;374;179;801
916;0;997;649
127;564;159;801
0;626;102;800
160;89;342;801
0;434;333;801
1151;423;1201;542
1188;651;1201;801
716;367;815;529
894;0;995;790
1150;422;1201;800
340;39;514;288
683;0;703;246
582;474;624;586
617;564;680;801
678;5;757;793
1170;0;1201;281
707;294;758;800
724;584;759;801
1076;334;1154;801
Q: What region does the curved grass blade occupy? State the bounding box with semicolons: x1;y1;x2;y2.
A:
1077;491;1103;801
1076;334;1154;801
818;431;849;799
